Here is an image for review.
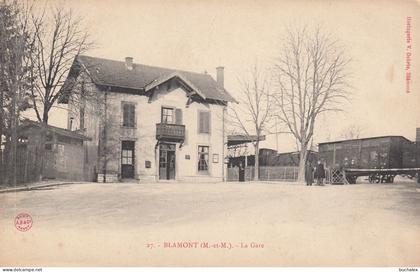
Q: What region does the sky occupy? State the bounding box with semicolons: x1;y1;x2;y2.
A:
32;0;420;152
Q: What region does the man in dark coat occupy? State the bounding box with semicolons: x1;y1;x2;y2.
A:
305;161;314;186
314;160;326;186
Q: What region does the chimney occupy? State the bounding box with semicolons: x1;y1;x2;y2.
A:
416;127;420;142
125;57;133;71
216;66;224;89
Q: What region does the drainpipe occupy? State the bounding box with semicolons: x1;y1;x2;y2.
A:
222;105;226;182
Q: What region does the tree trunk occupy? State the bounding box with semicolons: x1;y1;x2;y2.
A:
35;125;46;182
102;89;108;183
0;83;3;183
297;144;308;183
254;141;259;181
9;81;17;186
42;107;49;124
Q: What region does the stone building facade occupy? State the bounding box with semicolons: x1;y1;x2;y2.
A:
60;55;235;182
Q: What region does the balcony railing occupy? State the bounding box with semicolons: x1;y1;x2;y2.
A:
156;123;185;142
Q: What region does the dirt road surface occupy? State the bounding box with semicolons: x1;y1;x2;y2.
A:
1;179;419;266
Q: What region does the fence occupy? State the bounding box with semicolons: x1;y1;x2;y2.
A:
227;166;299;182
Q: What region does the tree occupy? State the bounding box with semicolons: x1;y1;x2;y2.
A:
340;124;363;140
272;25;351;183
21;5;93;181
29;6;92;124
0;1;34;185
227;65;274;181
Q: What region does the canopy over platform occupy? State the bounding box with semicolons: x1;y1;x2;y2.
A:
227;135;266;147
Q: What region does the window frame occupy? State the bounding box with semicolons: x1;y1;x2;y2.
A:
121;140;135;166
197;145;210;173
161;107;175;124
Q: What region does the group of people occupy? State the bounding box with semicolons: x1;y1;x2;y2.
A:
305;160;326;186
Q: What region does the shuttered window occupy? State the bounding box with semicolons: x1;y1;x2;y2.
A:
123;103;135;127
162;107;183;125
198;111;210;134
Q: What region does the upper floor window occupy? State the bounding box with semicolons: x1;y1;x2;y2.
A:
198;111;210;134
122;103;135;127
162;107;183;125
162;107;174;124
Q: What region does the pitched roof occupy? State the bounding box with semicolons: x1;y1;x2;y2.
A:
62;55;236;103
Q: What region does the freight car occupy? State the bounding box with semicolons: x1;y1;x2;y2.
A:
318;136;420;184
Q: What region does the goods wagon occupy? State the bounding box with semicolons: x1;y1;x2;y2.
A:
318;136;420;183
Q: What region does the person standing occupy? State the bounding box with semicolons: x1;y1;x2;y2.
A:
314;160;326;186
305;161;314;186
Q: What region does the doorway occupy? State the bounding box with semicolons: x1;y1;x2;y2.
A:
159;143;176;180
121;140;135;179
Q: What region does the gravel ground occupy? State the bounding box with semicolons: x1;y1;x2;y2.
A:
0;178;419;266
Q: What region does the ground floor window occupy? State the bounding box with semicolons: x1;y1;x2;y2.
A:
198;145;209;172
121;140;135;179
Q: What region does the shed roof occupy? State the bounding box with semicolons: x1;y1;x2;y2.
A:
227;135;266;146
18;120;91;141
318;135;412;146
60;55;236;103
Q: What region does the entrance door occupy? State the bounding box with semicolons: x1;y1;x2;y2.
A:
121;141;135;179
159;143;176;180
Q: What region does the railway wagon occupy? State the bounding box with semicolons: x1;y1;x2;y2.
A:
318;136;420;183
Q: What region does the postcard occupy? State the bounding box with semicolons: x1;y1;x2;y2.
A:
0;0;419;268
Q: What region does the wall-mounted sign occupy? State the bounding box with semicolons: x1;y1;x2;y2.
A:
185;155;190;160
213;154;219;163
145;160;151;168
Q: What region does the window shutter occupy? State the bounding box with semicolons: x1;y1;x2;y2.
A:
199;111;210;134
129;104;135;127
123;104;135;127
199;112;204;133
204;112;209;133
123;104;129;126
175;108;182;125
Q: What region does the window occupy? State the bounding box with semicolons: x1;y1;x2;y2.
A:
121;141;135;165
198;111;210;134
161;107;174;124
198;145;209;172
122;103;135;127
122;149;133;164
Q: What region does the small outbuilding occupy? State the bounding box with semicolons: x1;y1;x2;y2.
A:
16;120;91;183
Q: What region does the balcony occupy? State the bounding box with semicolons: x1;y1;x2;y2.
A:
156;123;185;142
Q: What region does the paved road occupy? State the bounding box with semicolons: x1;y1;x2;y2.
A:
1;180;419;266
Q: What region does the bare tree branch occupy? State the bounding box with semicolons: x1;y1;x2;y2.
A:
226;64;275;181
29;5;94;124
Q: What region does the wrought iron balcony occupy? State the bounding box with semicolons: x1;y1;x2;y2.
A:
156;123;185;142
